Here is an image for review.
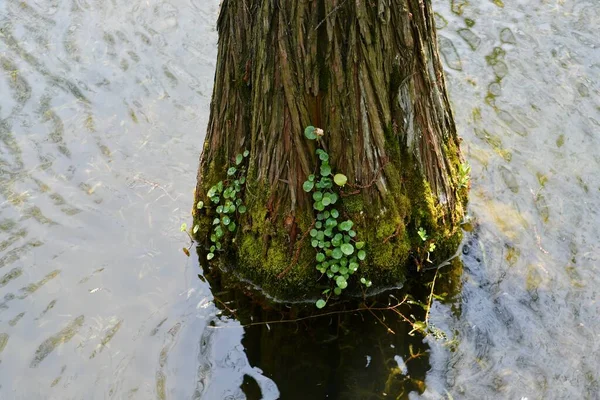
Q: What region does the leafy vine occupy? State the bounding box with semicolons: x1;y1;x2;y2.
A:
303;126;372;308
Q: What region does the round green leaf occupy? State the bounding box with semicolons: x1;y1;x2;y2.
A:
311;239;319;248
320;164;332;176
180;223;187;232
303;180;315;192
332;248;343;259
207;253;215;260
216;205;223;213
330;264;339;273
314;201;325;211
319;152;329;162
316;299;326;309
358;250;366;261
212;218;220;225
313;191;323;201
316;253;325;262
315;222;322;229
193;224;200;234
197;201;204;209
228;222;237;232
227;167;237;176
336;276;348;289
334;287;342;296
341;243;354;255
355;241;365;249
339;220;353;231
322;193;332;206
243;150;250;157
348;230;356;238
310;229;318;237
222;216;231;226
334;174;348;186
330;209;339;218
238;205;247;214
236;154;243;165
304;126;317;140
339;266;348;275
349;262;359;273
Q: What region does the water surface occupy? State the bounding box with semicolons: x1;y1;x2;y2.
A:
0;0;598;399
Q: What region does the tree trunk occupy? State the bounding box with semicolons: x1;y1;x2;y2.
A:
194;0;467;300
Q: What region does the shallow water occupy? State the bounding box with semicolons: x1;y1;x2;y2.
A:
0;0;598;399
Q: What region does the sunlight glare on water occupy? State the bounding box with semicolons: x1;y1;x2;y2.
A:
0;0;599;399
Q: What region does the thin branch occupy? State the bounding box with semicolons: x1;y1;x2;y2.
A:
315;0;348;31
346;158;389;190
367;308;396;334
383;224;403;244
209;296;410;330
424;269;439;325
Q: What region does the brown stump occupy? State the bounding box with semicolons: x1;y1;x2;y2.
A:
194;0;467;300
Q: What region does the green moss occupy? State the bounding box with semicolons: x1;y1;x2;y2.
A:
195;121;467;301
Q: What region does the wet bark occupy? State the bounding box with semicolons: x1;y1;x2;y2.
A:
195;0;467;300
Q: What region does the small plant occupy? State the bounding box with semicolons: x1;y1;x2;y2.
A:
194;150;250;260
303;126;371;309
415;227;436;269
457;162;471;189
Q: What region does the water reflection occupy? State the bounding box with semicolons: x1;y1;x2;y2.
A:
199;252;464;400
0;0;599;398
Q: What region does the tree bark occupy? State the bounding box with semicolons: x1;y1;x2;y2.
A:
195;0;467;300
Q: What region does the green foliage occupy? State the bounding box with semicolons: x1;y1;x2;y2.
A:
333;173;348;186
416;227;437;269
458;162;471;189
302;126;372;308
417;227;428;241
304;126;317;140
193;150;250;260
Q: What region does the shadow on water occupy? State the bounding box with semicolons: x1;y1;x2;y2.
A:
197;246;464;399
